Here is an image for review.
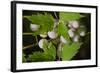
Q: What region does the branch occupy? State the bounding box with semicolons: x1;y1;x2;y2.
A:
23;33;33;35
23;44;34;50
54;12;58;19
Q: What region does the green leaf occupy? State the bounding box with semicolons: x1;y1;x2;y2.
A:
28;51;56;62
62;42;82;60
24;13;54;35
24;14;54;25
57;22;70;43
28;42;56;62
48;42;56;59
43;42;56;60
60;12;83;21
28;52;51;62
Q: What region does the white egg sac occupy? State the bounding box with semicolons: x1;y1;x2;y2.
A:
40;34;47;38
60;36;67;44
48;31;57;39
38;39;48;49
68;24;73;28
70;21;79;29
73;35;79;42
30;24;40;31
80;31;85;36
68;29;74;38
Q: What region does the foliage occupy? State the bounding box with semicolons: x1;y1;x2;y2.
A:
24;13;54;35
57;22;70;43
22;53;27;62
62;42;82;60
60;12;83;21
27;42;56;62
23;11;89;62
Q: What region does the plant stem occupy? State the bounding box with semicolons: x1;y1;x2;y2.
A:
23;33;33;35
23;43;38;50
57;43;62;61
23;44;34;49
54;12;58;19
35;35;38;44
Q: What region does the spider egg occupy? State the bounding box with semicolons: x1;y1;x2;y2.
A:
80;31;85;36
48;31;57;39
73;35;79;42
68;29;74;38
38;39;48;49
68;24;72;28
30;24;40;31
60;36;67;44
70;21;79;29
